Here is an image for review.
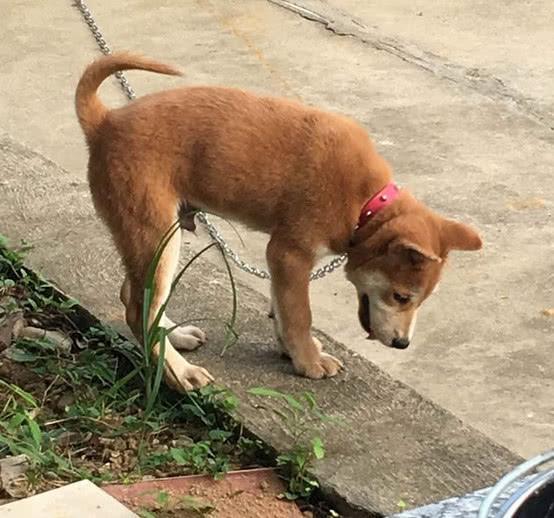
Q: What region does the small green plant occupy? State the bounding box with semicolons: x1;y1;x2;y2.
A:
0;380;80;480
248;387;334;500
0;235;30;276
138;490;215;517
142;441;230;478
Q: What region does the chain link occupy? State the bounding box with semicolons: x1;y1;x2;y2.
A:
74;0;137;100
73;0;347;281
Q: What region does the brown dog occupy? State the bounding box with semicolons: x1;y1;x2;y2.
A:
75;52;482;392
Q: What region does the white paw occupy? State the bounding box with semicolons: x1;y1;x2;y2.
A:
165;361;214;392
168;325;207;351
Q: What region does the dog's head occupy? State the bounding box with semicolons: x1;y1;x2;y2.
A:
345;192;481;349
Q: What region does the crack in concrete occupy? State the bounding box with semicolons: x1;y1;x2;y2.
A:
268;0;553;130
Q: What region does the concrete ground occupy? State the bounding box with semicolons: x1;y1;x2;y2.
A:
1;0;552;465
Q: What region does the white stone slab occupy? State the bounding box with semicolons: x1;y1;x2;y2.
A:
0;480;138;517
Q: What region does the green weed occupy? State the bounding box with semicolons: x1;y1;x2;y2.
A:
248;387;335;500
0;380;81;481
138;490;215;517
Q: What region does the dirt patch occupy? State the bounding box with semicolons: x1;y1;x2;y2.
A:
105;468;303;517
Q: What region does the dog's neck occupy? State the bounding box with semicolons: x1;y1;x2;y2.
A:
356;182;400;229
329;166;398;254
346;188;413;251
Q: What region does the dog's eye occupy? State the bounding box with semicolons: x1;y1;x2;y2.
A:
393;292;411;305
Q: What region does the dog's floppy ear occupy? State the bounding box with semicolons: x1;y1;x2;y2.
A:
386;214;443;266
348;215;442;268
441;219;482;252
388;237;442;265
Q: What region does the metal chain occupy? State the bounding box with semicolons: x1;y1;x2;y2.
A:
73;0;347;281
74;1;137;100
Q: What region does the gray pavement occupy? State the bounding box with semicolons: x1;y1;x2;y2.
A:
271;0;554;126
0;0;552;476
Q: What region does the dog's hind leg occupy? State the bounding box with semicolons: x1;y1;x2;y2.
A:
119;205;213;392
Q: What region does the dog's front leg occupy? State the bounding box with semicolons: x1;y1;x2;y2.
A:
267;238;343;379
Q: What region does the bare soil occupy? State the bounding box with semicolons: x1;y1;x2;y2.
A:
104;468;304;517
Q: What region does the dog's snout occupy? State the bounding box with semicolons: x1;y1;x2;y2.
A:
391;337;410;349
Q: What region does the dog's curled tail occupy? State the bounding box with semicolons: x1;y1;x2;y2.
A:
75;52;182;143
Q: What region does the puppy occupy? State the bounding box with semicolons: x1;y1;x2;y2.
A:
75;52;482;392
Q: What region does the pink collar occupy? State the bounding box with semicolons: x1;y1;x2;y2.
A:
357;182;400;228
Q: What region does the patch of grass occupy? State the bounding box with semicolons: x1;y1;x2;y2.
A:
0;336;254;486
137;490;215;517
0;379;83;484
0;233;260;495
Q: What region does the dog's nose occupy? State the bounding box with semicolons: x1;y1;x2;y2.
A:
391;337;410;349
